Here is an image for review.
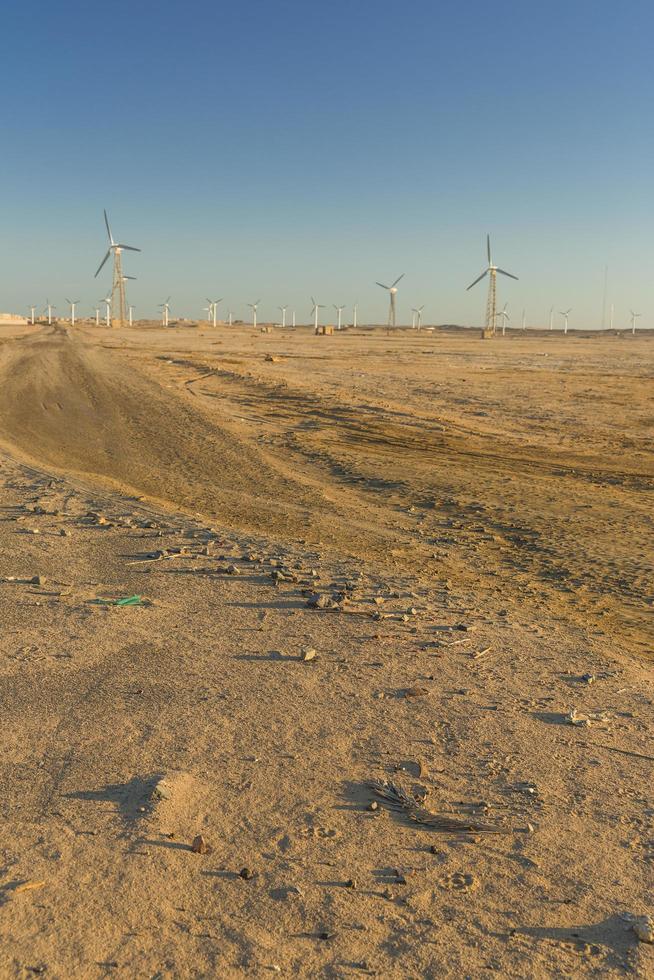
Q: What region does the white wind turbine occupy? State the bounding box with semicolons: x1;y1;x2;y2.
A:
560;308;572;334
412;305;424;329
28;305;36;325
333;304;345;330
248;300;260;329
94;307;100;326
206;297;222;327
352;303;358;329
496;303;510;336
159;297;171;326
376;273;404;328
44;299;56;325
128;305;135;326
630;310;641;334
65;298;80;326
94;209;140;327
102;296;111;327
521;309;526;331
549;306;554;331
278;305;287;328
310;297;325;331
292;310;296;328
467;235;518;334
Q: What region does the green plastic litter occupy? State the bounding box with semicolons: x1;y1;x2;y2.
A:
115;595;142;606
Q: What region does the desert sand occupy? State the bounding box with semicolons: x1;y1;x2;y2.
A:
0;321;652;978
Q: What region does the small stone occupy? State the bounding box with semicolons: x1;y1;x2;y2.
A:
345;878;356;889
319;931;334;940
633;915;654;943
368;801;379;811
60;528;70;537
301;648;317;662
30;575;46;586
191;835;212;854
238;867;255;880
226;564;240;575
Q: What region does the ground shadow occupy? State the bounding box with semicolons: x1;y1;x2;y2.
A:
517;914;635;969
64;774;163;821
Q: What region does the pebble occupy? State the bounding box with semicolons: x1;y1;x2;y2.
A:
30;575;46;586
301;648;317;662
191;835;212;855
239;867;255;880
633;915;654;943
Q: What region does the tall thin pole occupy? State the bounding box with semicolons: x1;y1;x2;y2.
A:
353;304;357;329
228;311;233;326
521;309;526;331
95;308;100;326
601;264;608;330
129;306;134;326
411;311;416;329
292;310;296;328
29;306;35;324
549;307;554;331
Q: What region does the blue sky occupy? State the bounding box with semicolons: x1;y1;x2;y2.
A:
1;0;652;327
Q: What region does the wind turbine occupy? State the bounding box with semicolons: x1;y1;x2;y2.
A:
352;303;358;329
278;305;287;329
376;273;404;328
94;307;100;326
65;298;80;326
495;303;510;336
207;297;222;327
310;297;325;331
560;309;572;334
45;299;56;325
248;300;260;329
467;235;518;334
128;305;135;326
102;296;111;327
549;306;554;331
521;309;526;331
333;304;345;330
630;310;641;334
159;298;171;327
94;209;140;327
28;305;36;325
227;310;233;326
412;305;424;330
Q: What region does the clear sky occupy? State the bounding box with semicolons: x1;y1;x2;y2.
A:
1;0;652;327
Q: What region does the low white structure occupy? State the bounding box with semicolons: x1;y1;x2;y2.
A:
0;313;29;326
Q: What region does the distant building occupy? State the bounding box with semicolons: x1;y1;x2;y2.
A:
0;313;29;325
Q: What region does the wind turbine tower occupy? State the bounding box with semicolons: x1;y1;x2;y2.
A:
102;296;111;327
160;298;171;327
248;301;260;329
333;304;345;330
549;306;554;331
376;274;404;328
630;310;641;334
352;303;358;329
467;235;518;334
45;300;55;325
66;298;80;326
310;297;325;332
496;303;510;336
129;305;135;326
560;309;572;334
94;307;100;326
412;305;424;330
28;305;36;325
278;305;287;328
207;298;222;327
94;209;140;327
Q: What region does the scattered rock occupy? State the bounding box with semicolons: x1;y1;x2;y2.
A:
226;564;240;575
191;835;212;855
30;575;46;586
307;593;339;610
238;867;255;880
301;647;317;662
404;686;430;698
633;915;654;943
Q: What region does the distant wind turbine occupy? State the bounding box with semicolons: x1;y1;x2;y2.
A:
248;300;260;329
94;209;140;327
292;310;296;328
549;306;554;331
630;310;641;334
94;307;100;326
278;305;287;328
207;297;222;327
310;297;325;332
45;299;56;325
128;305;135;326
159;297;171;327
376;274;404;328
560;309;572;334
496;303;510;336
467;235;518;334
521;309;526;331
28;305;36;325
65;298;80;326
352;303;358;329
102;296;111;327
333;304;345;330
412;305;424;330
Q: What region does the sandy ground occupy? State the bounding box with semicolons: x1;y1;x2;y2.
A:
0;321;652;978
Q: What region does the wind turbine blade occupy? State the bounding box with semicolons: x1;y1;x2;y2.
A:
123;275;137;280
466;270;488;290
104;209;114;244
496;268;518;281
94;250;111;277
390;273;405;288
117;244;141;252
65;298;71;304
376;282;390;290
487;234;491;264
